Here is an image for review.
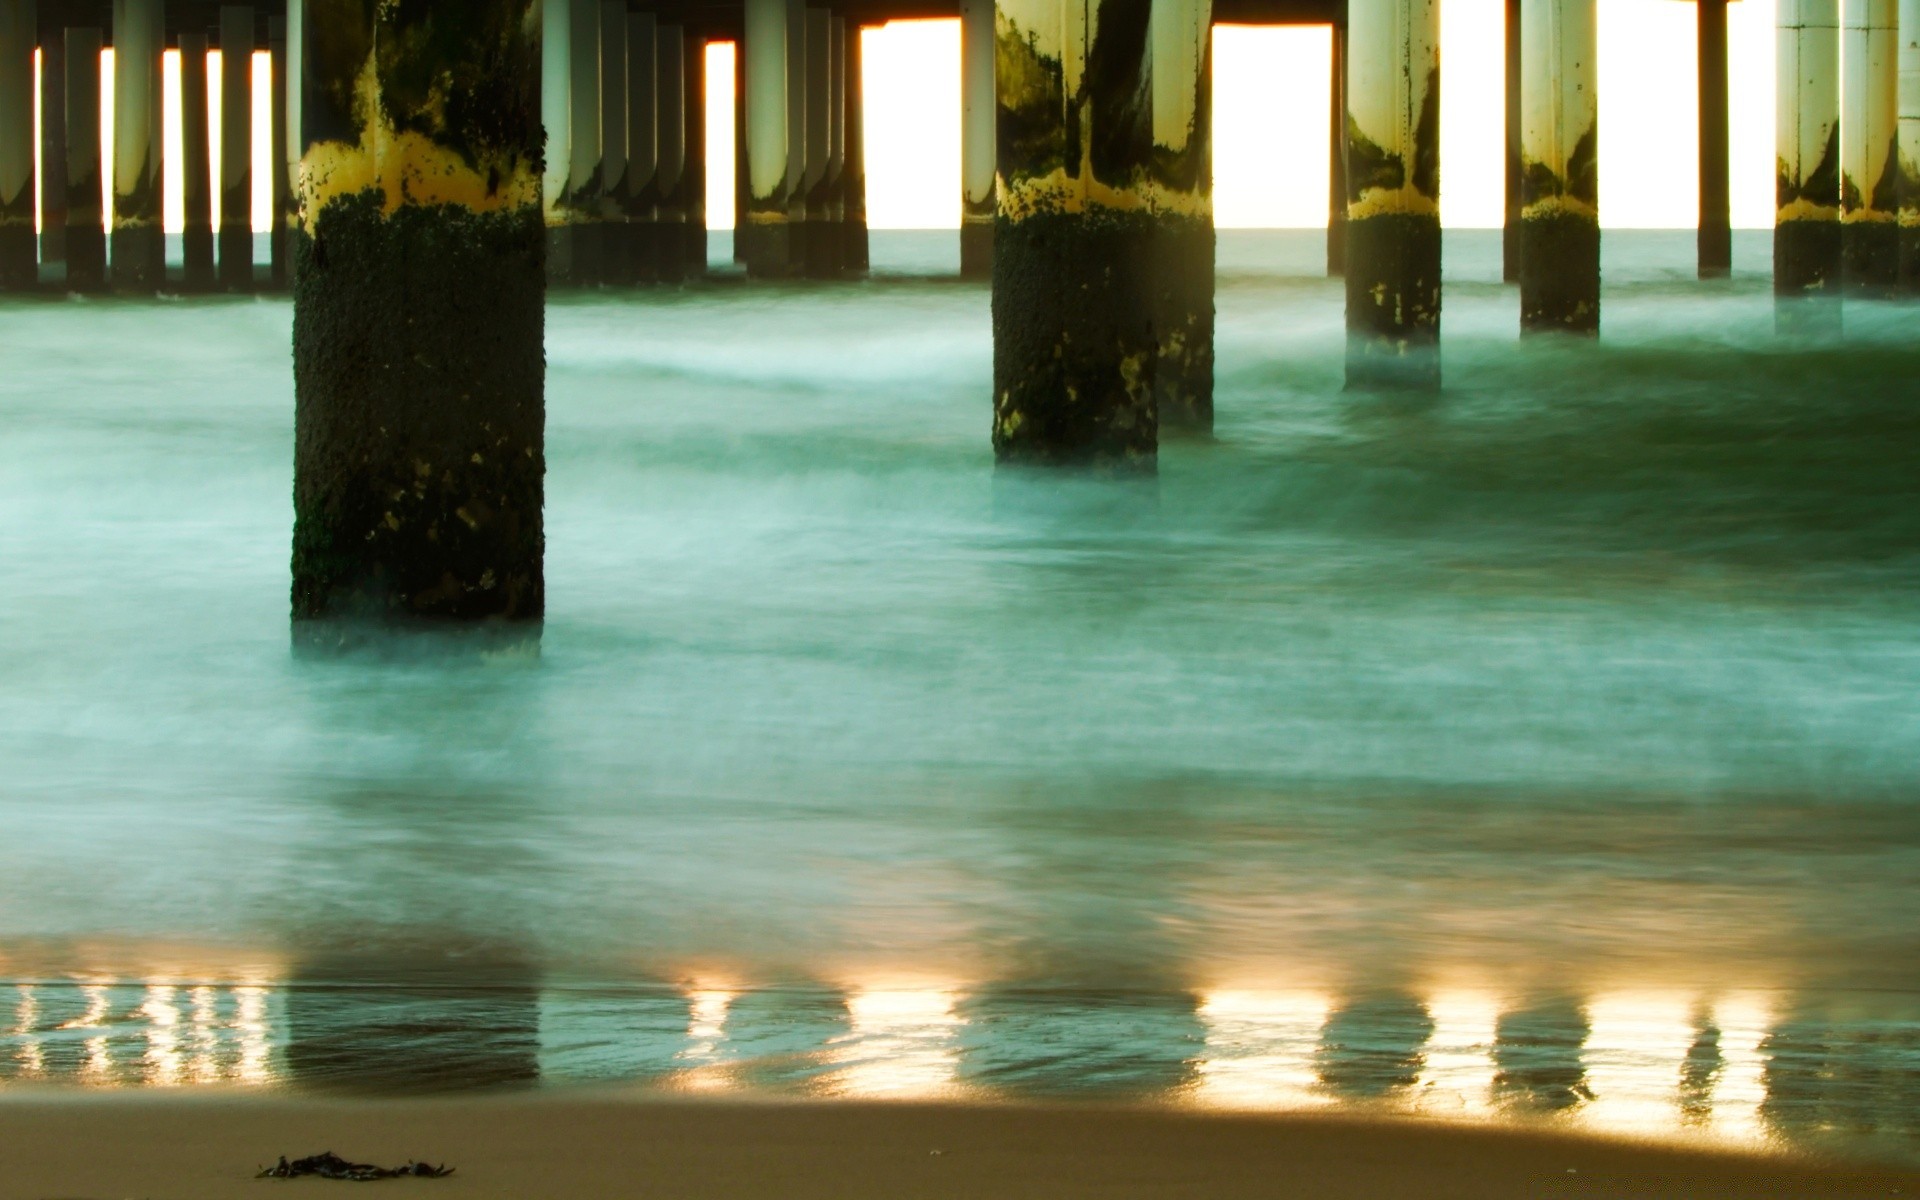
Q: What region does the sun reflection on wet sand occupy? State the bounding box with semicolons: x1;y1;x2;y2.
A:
1414;991;1501;1117
671;986;740;1092
827;987;964;1099
11;985;42;1078
1192;991;1336;1110
1577;992;1695;1138
139;984;183;1087
234;985;273;1084
1707;994;1775;1146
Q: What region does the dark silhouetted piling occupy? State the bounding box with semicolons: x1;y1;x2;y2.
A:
627;9;659;281
111;0;164;292
38;32;65;271
684;30;708;275
270;15;289;288
1502;0;1520;283
291;0;545;633
1327;20;1346;277
1152;0;1215;431
1698;0;1731;277
801;6;830;275
598;0;631;283
843;20;868;272
1519;0;1598;335
179;31;216;290
218;6;254;289
1777;0;1842;296
63;26;104;291
961;0;994;277
1841;0;1898;295
1344;0;1441;389
659;21;690;281
0;1;32;289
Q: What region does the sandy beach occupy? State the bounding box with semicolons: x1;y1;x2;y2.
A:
1;1094;1914;1199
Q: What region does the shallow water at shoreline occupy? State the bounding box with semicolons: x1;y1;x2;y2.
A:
1;231;1915;1161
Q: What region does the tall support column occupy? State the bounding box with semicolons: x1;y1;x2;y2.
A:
1327;19;1346;276
1777;0;1841;295
1519;0;1598;335
784;0;806;270
993;0;1209;465
827;15;845;272
218;6;254;289
658;21;689;281
1153;0;1214;428
1899;0;1920;287
961;0;995;277
1344;0;1441;388
626;9;658;281
111;0;164;292
1842;0;1898;294
39;32;65;268
1502;0;1520;283
1698;0;1731;277
63;26;104;291
179;32;216;290
801;6;830;275
598;1;631;284
291;0;545;632
741;0;793;274
269;16;289;288
0;1;33;289
843;20;867;272
684;33;707;275
544;0;601;285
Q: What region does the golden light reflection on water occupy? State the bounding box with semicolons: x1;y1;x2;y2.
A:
673;987;738;1092
139;984;183;1087
11;985;42;1078
1191;990;1336;1110
1577;992;1695;1138
1413;991;1501;1117
1707;994;1775;1146
826;987;964;1099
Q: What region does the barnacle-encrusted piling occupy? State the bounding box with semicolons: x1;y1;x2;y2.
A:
992;0;1213;463
1842;0;1899;295
1344;0;1441;388
1519;0;1598;335
291;0;545;634
219;6;256;289
63;27;105;291
111;0;164;292
0;2;32;289
1777;0;1842;296
962;0;996;277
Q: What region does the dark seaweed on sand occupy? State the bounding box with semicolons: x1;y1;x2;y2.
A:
260;1151;455;1181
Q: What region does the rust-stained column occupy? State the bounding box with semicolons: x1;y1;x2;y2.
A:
1842;0;1898;294
684;31;707;275
626;9;658;281
1698;0;1731;277
658;20;689;281
291;0;545;634
843;20;867;272
0;1;33;289
1327;19;1346;277
1519;0;1598;334
270;15;290;288
1344;0;1441;388
1777;0;1841;296
741;0;793;274
599;0;631;283
179;31;216;290
1502;0;1520;283
219;6;254;289
39;31;65;268
993;0;1212;464
64;26;104;291
1900;0;1920;287
111;0;164;291
962;0;994;277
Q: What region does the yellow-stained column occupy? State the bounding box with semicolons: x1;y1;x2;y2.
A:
1777;0;1842;295
961;0;995;277
1519;0;1598;334
741;0;795;274
1842;0;1899;293
1900;0;1920;286
291;0;545;635
111;0;165;291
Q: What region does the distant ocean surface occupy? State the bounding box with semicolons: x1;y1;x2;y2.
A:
1;230;1915;1164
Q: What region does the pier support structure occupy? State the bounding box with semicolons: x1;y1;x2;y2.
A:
1776;0;1842;295
626;9;658;281
684;30;708;275
1900;0;1920;286
0;1;33;289
64;26;105;291
544;0;602;285
659;20;690;280
843;20;868;271
1503;0;1520;283
741;0;794;274
291;0;545;631
992;0;1214;463
179;31;216;290
599;1;631;284
1698;0;1731;277
1841;0;1898;294
219;6;254;289
1327;20;1346;277
111;0;165;292
270;15;289;288
801;6;830;274
961;0;995;277
1518;0;1598;334
39;31;65;271
1343;0;1441;389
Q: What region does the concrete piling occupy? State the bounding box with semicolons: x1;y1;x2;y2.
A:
111;0;164;292
1503;0;1520;283
683;31;707;275
842;20;868;272
1326;21;1346;277
827;14;845;270
1899;0;1920;287
599;0;631;284
961;0;994;277
1518;0;1599;335
1776;0;1842;296
290;0;545;631
1841;0;1899;294
1698;0;1732;277
802;6;831;275
625;8;658;282
0;1;33;290
39;32;65;270
1343;0;1442;388
544;0;602;285
1151;0;1215;429
270;15;289;288
218;6;253;290
63;26;104;292
784;0;806;269
741;0;793;274
658;21;689;281
178;31;216;291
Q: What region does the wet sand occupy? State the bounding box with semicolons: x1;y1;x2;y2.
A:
1;1095;1914;1199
